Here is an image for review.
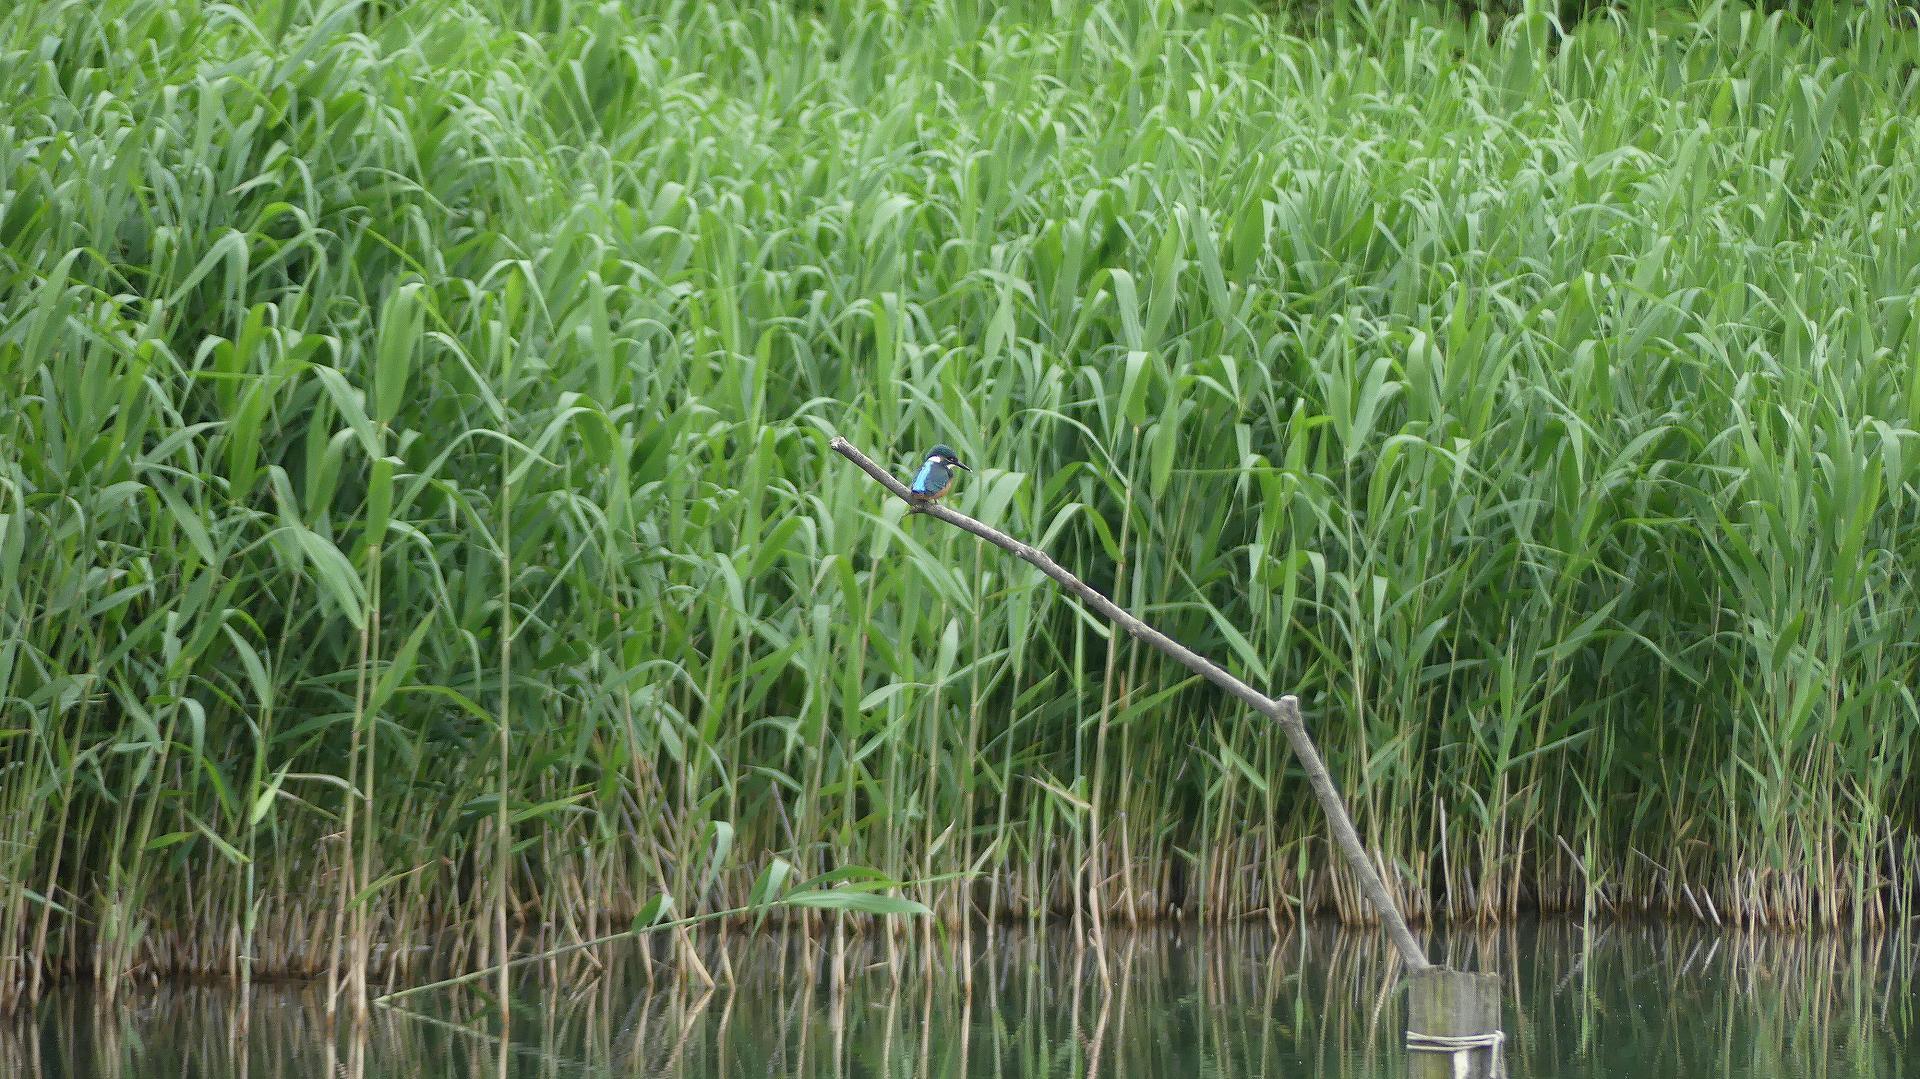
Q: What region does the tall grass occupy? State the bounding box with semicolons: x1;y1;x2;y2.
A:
3;0;1920;1004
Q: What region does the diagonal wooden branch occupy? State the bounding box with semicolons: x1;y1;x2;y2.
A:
829;435;1430;973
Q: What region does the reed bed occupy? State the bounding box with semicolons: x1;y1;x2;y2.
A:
3;0;1920;1006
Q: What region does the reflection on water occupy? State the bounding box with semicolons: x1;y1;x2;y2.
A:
4;920;1915;1078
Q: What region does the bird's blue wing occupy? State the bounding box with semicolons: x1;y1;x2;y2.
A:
910;460;937;494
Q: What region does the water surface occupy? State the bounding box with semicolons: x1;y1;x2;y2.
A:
7;919;1915;1077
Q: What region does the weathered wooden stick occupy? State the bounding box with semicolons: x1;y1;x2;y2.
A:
828;435;1431;973
1405;967;1503;1078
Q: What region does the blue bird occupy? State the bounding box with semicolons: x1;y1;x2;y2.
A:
908;444;970;502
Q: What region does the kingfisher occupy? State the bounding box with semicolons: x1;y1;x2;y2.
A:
908;444;970;503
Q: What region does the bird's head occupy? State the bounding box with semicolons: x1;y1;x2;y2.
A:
926;444;970;471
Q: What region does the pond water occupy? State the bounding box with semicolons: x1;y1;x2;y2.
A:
5;919;1915;1077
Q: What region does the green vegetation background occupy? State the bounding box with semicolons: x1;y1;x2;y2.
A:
4;0;1919;986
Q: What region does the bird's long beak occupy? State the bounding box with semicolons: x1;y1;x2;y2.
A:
954;461;971;471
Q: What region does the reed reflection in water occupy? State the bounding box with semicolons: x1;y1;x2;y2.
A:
5;919;1914;1078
